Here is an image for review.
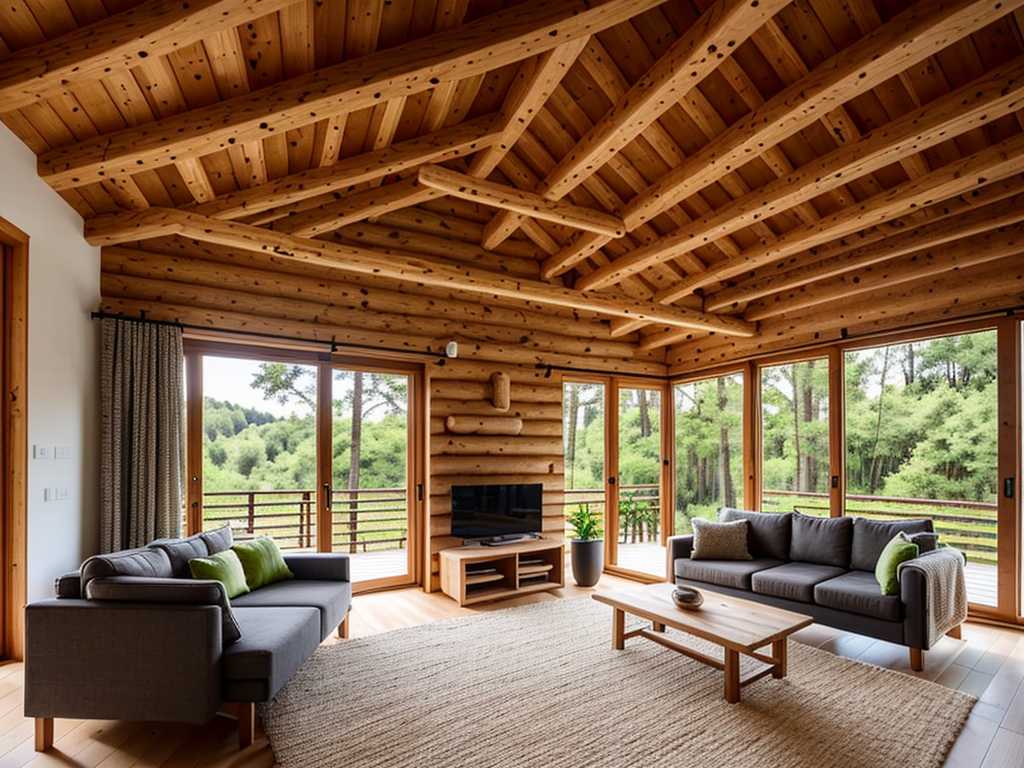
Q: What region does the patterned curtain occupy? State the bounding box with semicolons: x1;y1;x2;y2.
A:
100;317;185;552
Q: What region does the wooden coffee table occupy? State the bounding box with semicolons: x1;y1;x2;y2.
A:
593;583;813;703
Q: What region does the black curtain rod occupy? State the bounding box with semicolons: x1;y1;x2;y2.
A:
89;311;448;362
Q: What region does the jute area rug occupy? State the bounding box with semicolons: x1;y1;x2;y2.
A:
260;597;975;768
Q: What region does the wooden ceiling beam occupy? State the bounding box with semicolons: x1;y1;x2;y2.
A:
706;189;1024;312
468;40;589;179
417;165;625;238
743;223;1024;322
478;0;790;252
609;318;649;338
0;0;295;114
653;130;1024;304
621;0;1024;232
37;0;665;191
274;179;442;237
191;114;502;220
575;55;1024;292
83;208;756;337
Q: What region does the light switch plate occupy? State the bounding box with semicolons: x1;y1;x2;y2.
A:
55;446;71;460
34;445;50;460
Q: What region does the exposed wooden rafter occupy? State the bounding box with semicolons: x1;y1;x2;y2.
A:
36;0;665;191
84;208;757;337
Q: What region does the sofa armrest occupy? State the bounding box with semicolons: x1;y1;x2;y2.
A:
86;576;227;604
54;570;81;599
25;598;223;724
284;552;350;582
666;535;695;581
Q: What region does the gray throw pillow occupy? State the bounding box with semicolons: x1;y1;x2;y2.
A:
719;508;792;560
149;533;209;578
80;547;174;593
850;516;935;572
199;525;234;554
690;518;752;561
789;512;854;568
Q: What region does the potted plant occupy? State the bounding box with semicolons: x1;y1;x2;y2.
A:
566;503;604;587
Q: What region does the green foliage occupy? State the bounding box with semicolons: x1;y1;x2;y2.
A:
566;503;602;540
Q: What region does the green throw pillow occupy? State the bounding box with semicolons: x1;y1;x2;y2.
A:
232;537;294;591
188;549;250;599
875;531;919;596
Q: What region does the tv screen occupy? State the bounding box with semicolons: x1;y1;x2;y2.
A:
451;483;543;541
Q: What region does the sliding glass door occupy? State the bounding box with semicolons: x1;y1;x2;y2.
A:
188;345;423;591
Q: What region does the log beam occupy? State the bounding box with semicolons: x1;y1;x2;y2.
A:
417;165;625;238
274;180;442;237
707;191;1024;312
86;208;756;337
575;55;1024;292
479;0;791;251
192;115;502;220
0;0;295;114
544;0;1023;276
653;130;1024;304
38;0;666;190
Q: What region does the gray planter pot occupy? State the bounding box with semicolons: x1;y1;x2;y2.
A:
570;539;605;587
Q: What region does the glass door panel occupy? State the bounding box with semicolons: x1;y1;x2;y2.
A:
330;368;411;585
563;381;607;539
760;358;830;515
615;386;664;577
200;357;319;548
674;373;744;534
845;331;999;607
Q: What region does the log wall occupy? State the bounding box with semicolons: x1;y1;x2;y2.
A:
100;240;663;591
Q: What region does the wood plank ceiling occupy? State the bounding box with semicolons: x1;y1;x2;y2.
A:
3;0;1024;372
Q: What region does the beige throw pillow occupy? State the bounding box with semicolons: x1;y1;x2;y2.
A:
690;518;752;561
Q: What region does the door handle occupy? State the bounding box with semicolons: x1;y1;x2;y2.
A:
323;483;332;510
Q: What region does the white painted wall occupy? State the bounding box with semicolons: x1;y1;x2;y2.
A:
0;122;101;603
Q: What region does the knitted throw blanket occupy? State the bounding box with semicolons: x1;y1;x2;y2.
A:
899;548;968;647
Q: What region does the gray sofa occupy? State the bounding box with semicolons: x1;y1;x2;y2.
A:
24;526;351;750
667;508;965;671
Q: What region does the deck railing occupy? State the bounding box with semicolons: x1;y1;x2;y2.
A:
202;487;407;553
564;485;660;543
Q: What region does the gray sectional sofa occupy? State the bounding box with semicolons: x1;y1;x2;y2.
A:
24;526;351;750
667;508;966;671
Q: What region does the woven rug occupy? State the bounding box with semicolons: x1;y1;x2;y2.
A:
260;597;975;768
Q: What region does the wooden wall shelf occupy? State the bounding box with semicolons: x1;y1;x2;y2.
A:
439;537;565;606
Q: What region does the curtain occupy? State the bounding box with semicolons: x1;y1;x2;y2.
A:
100;317;185;552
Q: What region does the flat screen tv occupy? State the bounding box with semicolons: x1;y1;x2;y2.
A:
451;483;543;542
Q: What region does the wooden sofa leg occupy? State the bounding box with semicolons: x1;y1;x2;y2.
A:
238;703;255;750
947;624;962;640
338;612;350;639
910;647;924;672
34;717;54;751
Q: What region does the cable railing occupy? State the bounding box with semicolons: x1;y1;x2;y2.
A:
202;487;408;553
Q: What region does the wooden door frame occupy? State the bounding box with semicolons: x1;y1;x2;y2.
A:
1;216;28;660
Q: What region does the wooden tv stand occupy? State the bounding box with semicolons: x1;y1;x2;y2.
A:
439;537;565;606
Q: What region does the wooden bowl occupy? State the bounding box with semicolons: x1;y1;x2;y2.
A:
671;587;704;611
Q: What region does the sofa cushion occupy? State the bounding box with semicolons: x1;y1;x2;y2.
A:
231;579;352;640
875;532;919;596
223;606;321;701
199;525;233;554
232;537;295;591
81;547;173;594
790;512;853;568
675;558;785;590
148;534;209;579
850;517;934;572
189;550;250;600
814;570;903;622
690;518;751;560
720;508;792;560
751;562;848;603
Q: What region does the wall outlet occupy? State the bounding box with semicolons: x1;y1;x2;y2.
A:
55;487;69;500
55;446;71;460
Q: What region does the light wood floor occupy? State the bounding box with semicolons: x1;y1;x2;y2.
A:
2;571;1023;768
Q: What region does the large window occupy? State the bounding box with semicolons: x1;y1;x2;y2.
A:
189;347;423;590
845;332;999;606
673;373;744;534
760;358;830;515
